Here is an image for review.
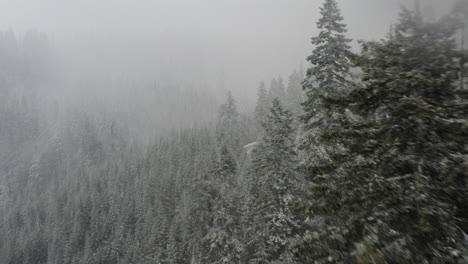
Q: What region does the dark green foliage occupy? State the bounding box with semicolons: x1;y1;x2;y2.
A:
302;0;352;116
296;9;468;264
298;0;354;170
248;99;300;263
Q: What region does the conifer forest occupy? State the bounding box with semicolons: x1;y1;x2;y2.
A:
0;0;467;263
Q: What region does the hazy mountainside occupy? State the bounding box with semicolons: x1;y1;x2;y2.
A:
1;0;468;264
0;28;301;263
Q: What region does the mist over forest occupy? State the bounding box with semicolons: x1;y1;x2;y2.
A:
0;0;467;263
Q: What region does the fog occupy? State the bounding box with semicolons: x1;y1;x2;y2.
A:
0;0;459;146
0;0;457;99
0;0;460;147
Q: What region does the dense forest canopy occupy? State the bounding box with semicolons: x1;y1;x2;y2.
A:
0;0;467;263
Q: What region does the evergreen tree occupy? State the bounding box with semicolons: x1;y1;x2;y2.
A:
216;91;241;153
298;0;353;168
294;1;353;259
214;145;237;185
296;9;468;263
249;99;299;263
204;145;244;264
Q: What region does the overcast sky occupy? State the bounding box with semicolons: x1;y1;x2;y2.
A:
0;0;458;97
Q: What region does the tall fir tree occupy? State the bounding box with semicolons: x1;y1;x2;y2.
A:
204;145;244;264
295;1;354;262
298;0;353;168
296;9;468;264
249;99;300;263
216;91;241;153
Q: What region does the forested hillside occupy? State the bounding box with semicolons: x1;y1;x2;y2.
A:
0;0;467;263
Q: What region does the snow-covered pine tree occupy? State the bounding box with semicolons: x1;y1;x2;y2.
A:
294;1;353;261
296;9;468;264
216;91;241;153
297;0;353;169
249;99;299;263
204;145;244;264
214;145;237;185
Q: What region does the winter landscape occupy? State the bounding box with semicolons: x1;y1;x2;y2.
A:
0;0;467;263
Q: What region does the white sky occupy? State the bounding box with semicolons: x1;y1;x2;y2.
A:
0;0;457;97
